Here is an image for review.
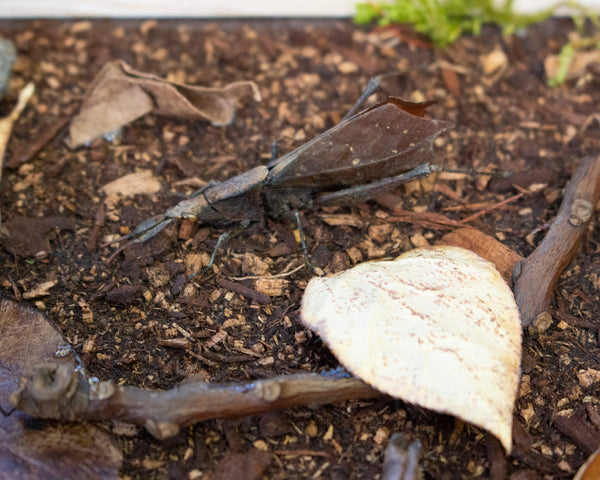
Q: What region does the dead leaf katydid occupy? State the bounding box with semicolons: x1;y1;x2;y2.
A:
106;76;453;264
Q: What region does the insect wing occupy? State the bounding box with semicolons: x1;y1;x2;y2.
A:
267;98;452;188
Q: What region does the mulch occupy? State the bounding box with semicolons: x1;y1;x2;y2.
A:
1;17;600;479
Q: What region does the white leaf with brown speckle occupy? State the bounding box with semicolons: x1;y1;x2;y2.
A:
300;246;521;451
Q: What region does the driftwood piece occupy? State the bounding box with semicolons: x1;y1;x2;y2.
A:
10;363;382;440
513;155;600;327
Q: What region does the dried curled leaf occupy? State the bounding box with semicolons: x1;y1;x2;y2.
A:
0;216;75;258
0;299;122;479
300;246;521;451
67;60;261;147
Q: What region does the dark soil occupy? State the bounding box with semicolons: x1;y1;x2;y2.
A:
1;17;600;480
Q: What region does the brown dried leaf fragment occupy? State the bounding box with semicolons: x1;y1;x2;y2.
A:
100;170;162;206
67;60;261;148
22;280;58;299
0;216;75;258
438;227;522;283
209;449;271;480
481;47;508;76
0;299;122;479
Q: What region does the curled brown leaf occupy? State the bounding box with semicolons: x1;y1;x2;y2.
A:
67;60;261;147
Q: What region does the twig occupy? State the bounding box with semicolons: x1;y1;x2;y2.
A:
513;155;600;327
273;449;329;457
217;278;271;305
10;363;382;440
386;209;463;230
460;192;524;224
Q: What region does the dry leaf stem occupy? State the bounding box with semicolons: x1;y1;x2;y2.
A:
10;363;381;439
513;155;600;326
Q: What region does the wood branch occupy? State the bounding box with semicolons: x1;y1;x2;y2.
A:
10;363;382;440
513;155;600;327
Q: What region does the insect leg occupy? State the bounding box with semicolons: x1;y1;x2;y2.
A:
271;140;279;162
0;406;15;416
342;72;401;121
294;210;312;268
106;216;175;262
107;215;174;245
316;163;439;206
207;231;231;269
205;220;252;269
188;179;220;199
106;184;230;261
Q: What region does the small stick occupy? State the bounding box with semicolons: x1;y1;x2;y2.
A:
10;363;382;440
387;209;463;230
459;192;524;224
6;114;69;169
217;278;271;305
513;155;600;327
